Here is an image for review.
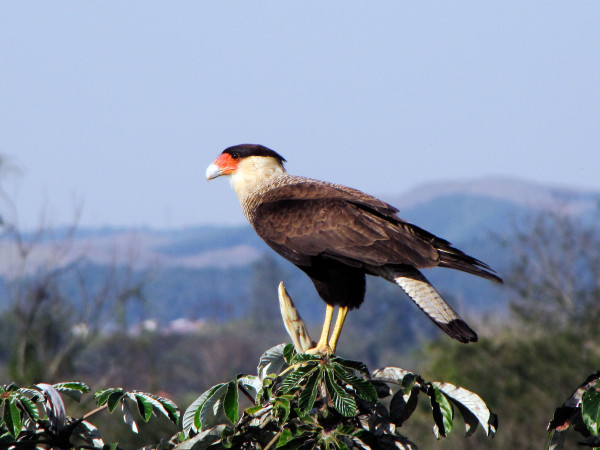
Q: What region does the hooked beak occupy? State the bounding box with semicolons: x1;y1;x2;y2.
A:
205;163;222;180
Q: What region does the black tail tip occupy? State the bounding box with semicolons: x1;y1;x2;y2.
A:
439;319;478;343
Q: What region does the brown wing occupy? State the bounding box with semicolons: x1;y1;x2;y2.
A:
257;179;400;218
251;181;441;269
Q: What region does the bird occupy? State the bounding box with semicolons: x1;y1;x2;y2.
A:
206;144;502;354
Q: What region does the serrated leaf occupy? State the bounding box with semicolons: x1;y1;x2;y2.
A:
258;344;289;379
331;356;370;377
582;384;600;436
298;366;323;414
53;381;90;393
429;385;453;438
434;382;493;436
325;368;357;417
290;353;322;364
53;381;90;402
223;381;239;424
281;362;319;393
17;395;39;422
331;363;377;402
3;397;22;438
17;388;44;403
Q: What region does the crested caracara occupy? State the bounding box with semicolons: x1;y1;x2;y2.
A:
206;144;502;353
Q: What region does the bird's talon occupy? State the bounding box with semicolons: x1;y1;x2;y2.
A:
305;345;332;355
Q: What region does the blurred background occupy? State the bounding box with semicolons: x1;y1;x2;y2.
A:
1;2;599;448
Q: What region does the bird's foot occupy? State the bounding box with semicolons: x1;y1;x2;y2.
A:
304;344;333;355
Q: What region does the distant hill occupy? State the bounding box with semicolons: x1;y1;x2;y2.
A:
2;176;598;334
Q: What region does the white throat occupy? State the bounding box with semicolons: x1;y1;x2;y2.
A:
229;156;286;200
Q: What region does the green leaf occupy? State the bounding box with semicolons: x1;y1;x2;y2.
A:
199;383;231;429
3;397;22;439
183;384;224;436
134;394;154;422
274;396;292;423
277;428;294;447
244;405;264;415
237;376;262;403
17;395;39;422
281;362;319;393
153;394;179;424
331;363;377;402
17;388;44;403
95;388;122;407
73;419;105;448
258;343;289;379
331;357;370;377
298;366;323;414
53;381;90;402
174;424;226;450
324;368;357;417
122;399;139;434
582;384;600;436
429;385;453;438
290;353;322;365
276;431;315;450
107;391;125;413
139;393;179;424
401;373;417;395
283;343;296;364
390;386;419;426
372;367;418;386
434;382;493;436
223;381;239;424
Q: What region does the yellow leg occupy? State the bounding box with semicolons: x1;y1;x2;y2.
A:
306;304;334;354
328;306;349;353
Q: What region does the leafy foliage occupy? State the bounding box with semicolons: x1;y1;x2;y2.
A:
0;381;179;448
547;371;600;449
175;344;496;449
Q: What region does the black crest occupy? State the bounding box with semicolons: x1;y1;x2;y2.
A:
222;144;287;164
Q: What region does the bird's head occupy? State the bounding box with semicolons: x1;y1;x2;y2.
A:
206;144;287;198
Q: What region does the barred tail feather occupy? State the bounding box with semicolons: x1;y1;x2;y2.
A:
374;265;478;343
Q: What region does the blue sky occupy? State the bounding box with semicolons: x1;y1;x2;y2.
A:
1;2;599;230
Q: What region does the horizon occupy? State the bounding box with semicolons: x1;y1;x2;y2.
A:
7;173;597;234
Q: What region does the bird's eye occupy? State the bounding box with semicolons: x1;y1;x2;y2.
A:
231;153;240;160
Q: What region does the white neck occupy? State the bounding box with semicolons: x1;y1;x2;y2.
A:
229;155;286;200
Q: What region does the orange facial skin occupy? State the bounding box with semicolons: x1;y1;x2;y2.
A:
206;152;240;180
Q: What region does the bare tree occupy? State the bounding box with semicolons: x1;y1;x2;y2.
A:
502;206;600;339
0;155;149;384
